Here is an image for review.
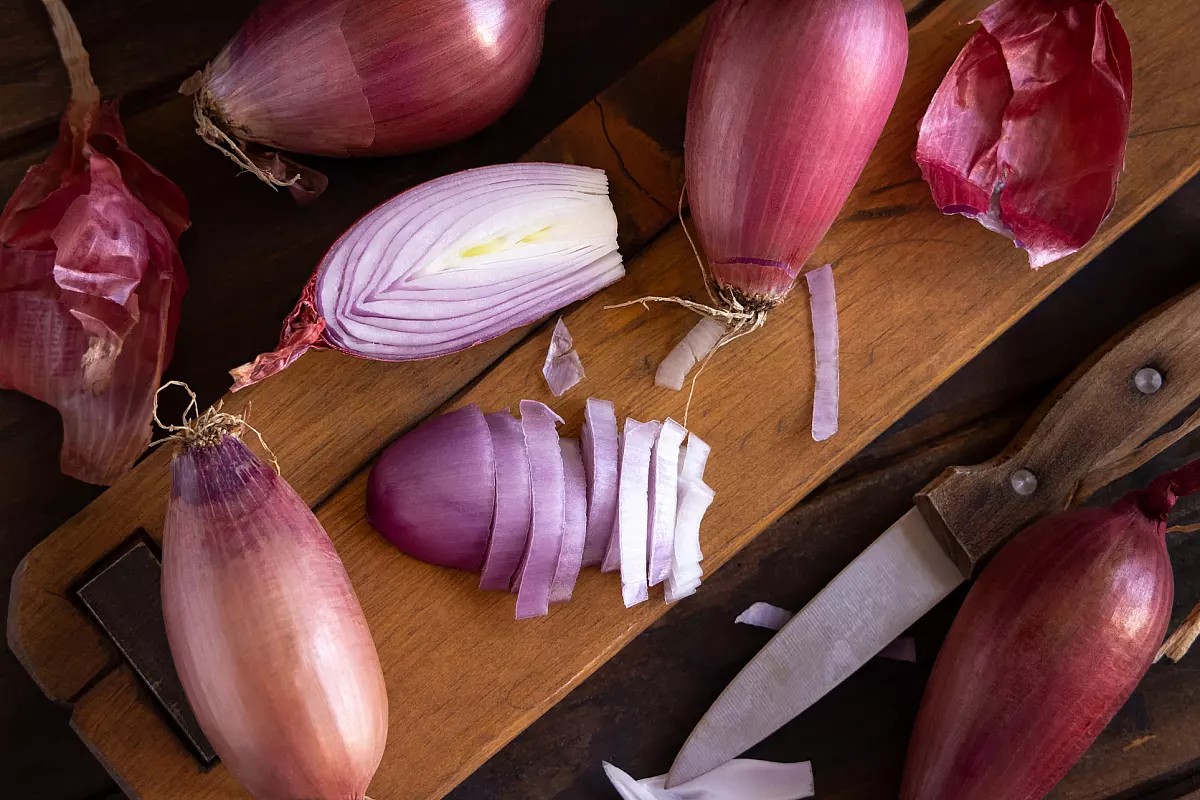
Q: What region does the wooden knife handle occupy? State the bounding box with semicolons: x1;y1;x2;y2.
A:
915;282;1200;577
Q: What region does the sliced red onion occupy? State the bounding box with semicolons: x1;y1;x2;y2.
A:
648;419;687;586
231;163;624;389
549;438;588;604
666;478;715;603
581;398;619;568
805;265;839;442
367;404;495;571
735;602;795;631
879;636;917;663
479;410;532;591
542;317;585;397
604;759;814;799
615;419;660;607
656;317;727;391
513;400;565;619
678;432;711;500
600;426;625;575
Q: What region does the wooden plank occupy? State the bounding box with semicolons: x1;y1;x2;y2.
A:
34;1;1200;798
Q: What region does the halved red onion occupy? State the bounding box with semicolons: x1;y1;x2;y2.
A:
648;419;687;586
367;404;494;571
513;400;566;619
543;318;585;397
805;265;839;442
616;419;660;607
231;163;624;390
549;438;588;604
581;398;619;568
479;410;532;591
656;317;727;391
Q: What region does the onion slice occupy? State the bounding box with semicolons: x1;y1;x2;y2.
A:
513;400;566;619
805;265;839;442
648;419;687;586
616;419;660;607
581;398;620;568
367;404;495;571
656;317;727;391
666;478;715;603
479;410;533;591
603;759;814;800
678;432;712;492
549;438;588;603
735;602;795;631
232;163;624;389
543;317;585;397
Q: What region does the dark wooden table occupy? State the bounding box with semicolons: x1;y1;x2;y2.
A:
2;1;1199;798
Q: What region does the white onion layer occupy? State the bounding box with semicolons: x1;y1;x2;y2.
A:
806;265;839;441
648;419;687;586
616;419;659;607
604;759;814;799
656;317;727;391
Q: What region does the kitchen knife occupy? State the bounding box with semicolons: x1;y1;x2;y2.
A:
668;283;1200;787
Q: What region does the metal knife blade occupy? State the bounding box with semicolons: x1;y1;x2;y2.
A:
667;282;1200;788
668;508;963;785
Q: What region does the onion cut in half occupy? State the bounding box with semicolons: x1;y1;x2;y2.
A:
549;437;588;604
479;410;532;591
513;400;566;619
231;163;624;390
581;398;620;568
648;419;687;586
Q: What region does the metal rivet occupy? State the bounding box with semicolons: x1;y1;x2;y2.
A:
1134;367;1164;395
1011;468;1038;496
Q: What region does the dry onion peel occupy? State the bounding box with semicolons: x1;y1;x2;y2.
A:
581;397;620;568
916;0;1132;268
159;392;387;800
603;759;814;800
184;0;552;195
231;163;623;390
543;317;585;397
514;399;566;619
549;437;588;603
479;409;533;590
0;0;189;484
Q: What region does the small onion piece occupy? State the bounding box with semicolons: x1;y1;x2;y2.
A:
549;437;588;603
543;317;585;397
735;602;794;631
805;265;839;442
513;400;566;619
367;404;495;571
231;163;624;390
604;759;815;800
581;398;620;568
656;317;726;391
616;419;660;607
480;410;533;591
648;419;687;586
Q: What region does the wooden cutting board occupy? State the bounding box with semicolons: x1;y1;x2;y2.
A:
9;0;1200;797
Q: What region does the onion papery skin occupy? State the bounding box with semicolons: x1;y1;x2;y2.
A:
199;0;550;158
231;162;623;390
685;0;908;304
901;498;1174;800
162;435;387;800
368;404;496;571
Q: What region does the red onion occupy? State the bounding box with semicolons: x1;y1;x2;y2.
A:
581;397;619;568
549;437;587;603
648;419;687;586
916;0;1132;268
0;0;189;484
687;0;907;305
161;407;387;800
185;0;551;194
513;399;565;619
231;163;623;390
900;460;1200;800
479;409;532;590
367;404;495;571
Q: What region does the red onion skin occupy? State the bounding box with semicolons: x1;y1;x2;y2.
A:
686;0;908;303
204;0;551;158
901;497;1174;800
163;435;387;800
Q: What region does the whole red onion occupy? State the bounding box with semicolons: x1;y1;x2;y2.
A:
686;0;908;305
900;460;1200;800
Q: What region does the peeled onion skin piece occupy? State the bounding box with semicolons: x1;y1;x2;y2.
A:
191;0;550;160
686;0;908;304
901;492;1178;800
163;435;387;800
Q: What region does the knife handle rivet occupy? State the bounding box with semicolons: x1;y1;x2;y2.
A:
1011;468;1038;496
1134;367;1164;395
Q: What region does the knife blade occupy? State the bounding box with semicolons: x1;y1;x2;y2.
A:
668;283;1200;787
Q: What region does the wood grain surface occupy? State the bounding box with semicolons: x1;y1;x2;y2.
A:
4;0;1200;798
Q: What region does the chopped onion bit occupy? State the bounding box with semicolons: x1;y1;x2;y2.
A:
735;602;794;631
617;420;661;607
805;265;839;442
666;478;715;603
648;419;687;586
603;759;814;800
656;317;727;391
543;317;586;397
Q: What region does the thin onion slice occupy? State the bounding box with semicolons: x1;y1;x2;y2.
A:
367;404;495;571
805;265;839;442
543;317;585;397
479;410;532;591
666;478;715;603
603;759;814;800
648;419;687;586
549;437;588;603
513;400;566;619
656;317;727;391
231;163;624;389
735;602;794;631
616;419;660;607
678;432;711;493
581;398;619;568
